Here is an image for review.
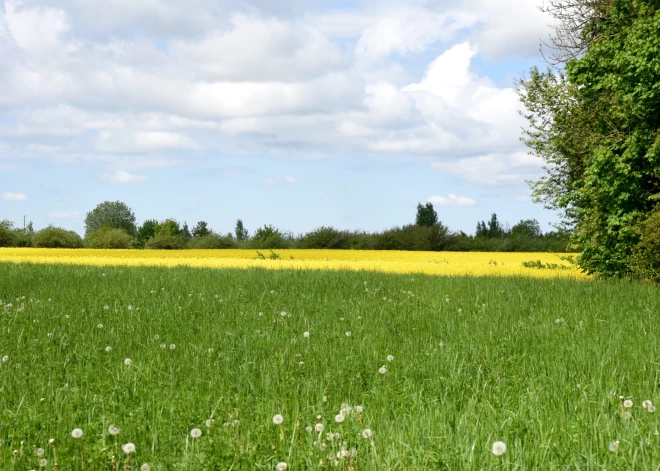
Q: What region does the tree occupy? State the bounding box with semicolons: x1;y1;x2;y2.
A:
518;0;660;278
192;221;211;238
136;219;158;248
33;225;83;248
157;219;181;236
0;220;17;247
235;219;248;241
511;219;543;238
84;201;137;237
85;226;133;249
415;202;438;227
182;222;192;241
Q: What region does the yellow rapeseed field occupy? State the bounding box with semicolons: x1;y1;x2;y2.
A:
0;248;586;278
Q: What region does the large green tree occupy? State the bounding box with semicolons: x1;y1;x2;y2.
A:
415;203;438;227
518;0;660;278
84;201;137;237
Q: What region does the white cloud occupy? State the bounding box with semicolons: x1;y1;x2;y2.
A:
49;211;80;218
355;8;476;59
431;152;543;185
100;170;147;184
428;194;476;207
1;192;27;201
95;131;201;153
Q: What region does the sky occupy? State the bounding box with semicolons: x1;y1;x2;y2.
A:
0;0;556;236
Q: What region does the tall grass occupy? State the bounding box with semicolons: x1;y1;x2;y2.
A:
0;262;659;469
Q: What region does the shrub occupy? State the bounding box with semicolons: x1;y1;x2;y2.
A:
0;221;17;247
630;207;660;282
373;224;449;251
250;225;292;249
145;233;186;250
299;226;349;249
85;227;134;249
187;234;237;249
33;225;83;248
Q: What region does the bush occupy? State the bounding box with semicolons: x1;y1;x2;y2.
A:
33;226;83;248
630;207;660;282
250;225;292;249
373;224;449;251
85;227;134;249
299;226;349;249
145;233;186;250
0;222;17;247
187;234;237;249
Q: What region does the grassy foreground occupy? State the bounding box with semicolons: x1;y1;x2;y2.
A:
0;263;659;470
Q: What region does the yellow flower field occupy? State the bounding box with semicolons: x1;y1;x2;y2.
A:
0;248;586;278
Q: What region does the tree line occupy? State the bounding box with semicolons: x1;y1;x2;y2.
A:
0;201;571;252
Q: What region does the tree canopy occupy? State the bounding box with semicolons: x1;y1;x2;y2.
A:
84;201;137;237
518;0;660;278
415;203;438;227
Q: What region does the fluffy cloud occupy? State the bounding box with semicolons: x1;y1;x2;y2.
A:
100;170;148;184
428;194;476;207
264;176;297;185
431;152;544;185
1;192;27;201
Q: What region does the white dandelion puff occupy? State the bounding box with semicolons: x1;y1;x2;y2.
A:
354;405;363;413
624;400;633;408
609;440;620;452
108;425;120;435
345;331;351;337
124;358;132;366
140;464;151;471
335;414;345;423
643;400;653;409
103;305;109;310
71;428;83;438
276;462;288;471
35;448;45;456
190;428;202;438
387;355;394;362
39;458;47;467
105;346;112;352
492;441;506;456
97;324;103;329
280;311;287;317
379;366;387;375
315;423;324;433
361;429;373;439
2;356;8;362
169;344;176;350
303;331;310;338
153;335;159;340
122;443;136;454
205;419;214;428
306;425;313;433
649;405;656;413
273;414;284;425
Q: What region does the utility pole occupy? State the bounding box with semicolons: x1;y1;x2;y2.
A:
23;215;26;231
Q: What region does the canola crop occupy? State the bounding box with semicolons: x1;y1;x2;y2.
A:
0;248;586;278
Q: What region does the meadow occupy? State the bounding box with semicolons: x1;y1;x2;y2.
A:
1;254;659;470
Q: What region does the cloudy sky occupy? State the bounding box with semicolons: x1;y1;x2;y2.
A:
0;0;554;236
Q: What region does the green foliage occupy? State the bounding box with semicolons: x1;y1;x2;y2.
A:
192;221;212;238
235;219;248;241
182;222;192;241
156;219;182;237
136;219;158;248
186;233;237;249
374;224;449;251
32;225;83;248
511;219;542;238
518;1;660;278
0;220;17;247
144;233;186;250
84;201;137;237
250;225;291;249
84;226;134;249
299;226;349;249
415;202;438;227
629;206;660;282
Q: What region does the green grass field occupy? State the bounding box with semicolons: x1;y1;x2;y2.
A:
1;262;660;470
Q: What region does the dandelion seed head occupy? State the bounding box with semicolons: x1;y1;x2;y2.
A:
273;414;284;425
122;443;136;454
492;441;506;456
103;305;109;310
624;400;633;408
276;462;288;471
190;428;202;438
387;355;394;362
205;419;214;427
154;335;159;340
361;429;373;438
354;405;363;413
97;324;103;329
35;448;45;456
2;356;8;362
609;441;620;452
345;331;351;337
643;400;653;409
140;464;151;471
306;425;313;433
108;425;120;436
39;458;47;467
280;311;287;317
169;344;176;350
71;428;83;439
335;413;345;423
303;331;310;338
124;358;132;366
379;366;387;375
315;423;324;433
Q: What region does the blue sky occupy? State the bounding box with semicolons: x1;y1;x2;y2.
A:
0;0;556;236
